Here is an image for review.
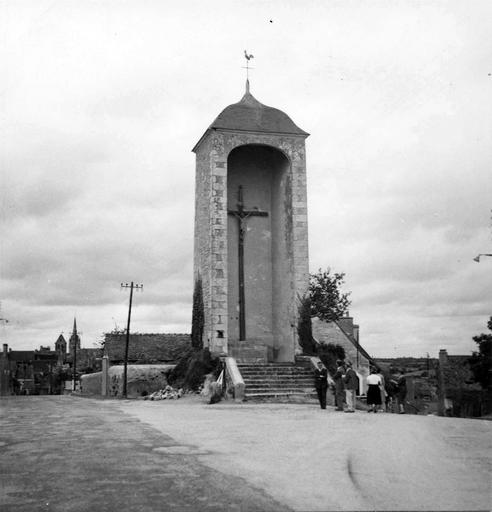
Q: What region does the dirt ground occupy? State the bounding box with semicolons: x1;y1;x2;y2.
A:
120;395;492;511
1;394;491;511
0;396;286;512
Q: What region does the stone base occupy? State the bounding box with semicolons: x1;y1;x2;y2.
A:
228;339;268;363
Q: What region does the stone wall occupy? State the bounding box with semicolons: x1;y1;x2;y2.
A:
80;364;175;398
312;318;371;394
80;372;102;395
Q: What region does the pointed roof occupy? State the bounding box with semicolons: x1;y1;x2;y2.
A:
72;317;77;335
55;334;66;345
193;81;309;152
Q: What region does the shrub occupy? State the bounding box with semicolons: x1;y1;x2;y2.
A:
168;347;221;391
191;276;205;350
297;294;317;355
318;343;345;375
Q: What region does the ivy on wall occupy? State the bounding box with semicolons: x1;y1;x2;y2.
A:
191;275;204;350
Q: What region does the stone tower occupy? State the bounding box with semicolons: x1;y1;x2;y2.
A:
55;334;67;364
192;81;309;362
69;317;80;355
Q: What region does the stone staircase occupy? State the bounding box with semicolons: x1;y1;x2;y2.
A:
237;362;319;403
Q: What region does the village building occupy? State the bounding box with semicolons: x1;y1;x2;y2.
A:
437;348;488;417
0;343;58;395
312;315;372;394
103;333;190;365
0;319;102;395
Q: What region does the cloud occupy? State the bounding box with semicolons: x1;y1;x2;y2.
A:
1;0;491;356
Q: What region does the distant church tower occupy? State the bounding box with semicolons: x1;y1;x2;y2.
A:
192;80;310;362
69;318;80;355
55;334;67;364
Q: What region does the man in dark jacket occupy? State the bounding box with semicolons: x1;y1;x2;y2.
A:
314;361;328;409
343;361;358;412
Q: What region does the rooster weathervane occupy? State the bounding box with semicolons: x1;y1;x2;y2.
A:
243;50;254;80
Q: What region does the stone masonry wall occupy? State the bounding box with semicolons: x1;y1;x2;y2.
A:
194;130;309;360
80;365;175;398
312;318;371;393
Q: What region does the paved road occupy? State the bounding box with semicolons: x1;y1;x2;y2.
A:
1;396;491;511
0;396;285;512
119;397;492;511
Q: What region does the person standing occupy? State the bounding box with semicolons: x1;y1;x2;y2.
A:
314;361;328;409
386;378;399;413
396;375;407;414
366;368;383;412
343;361;358;413
333;360;346;411
377;370;387;412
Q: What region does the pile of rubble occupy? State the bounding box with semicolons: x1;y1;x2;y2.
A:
145;385;183;400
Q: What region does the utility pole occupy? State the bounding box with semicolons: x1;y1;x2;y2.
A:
120;282;143;398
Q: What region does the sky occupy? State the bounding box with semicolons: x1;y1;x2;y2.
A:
1;0;491;357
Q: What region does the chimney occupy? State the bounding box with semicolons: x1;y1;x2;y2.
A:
337;315;354;337
3;344;7;356
353;324;359;343
439;349;448;365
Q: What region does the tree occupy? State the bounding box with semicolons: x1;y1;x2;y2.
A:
297;268;352;356
191;275;204;350
309;268;351;322
297;294;317;355
468;316;492;389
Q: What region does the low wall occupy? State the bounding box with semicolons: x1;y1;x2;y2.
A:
80;364;175;398
80;372;102;395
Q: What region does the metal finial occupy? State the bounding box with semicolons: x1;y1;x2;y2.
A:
243;50;254;85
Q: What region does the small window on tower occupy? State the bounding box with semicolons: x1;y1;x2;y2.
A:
216;330;224;339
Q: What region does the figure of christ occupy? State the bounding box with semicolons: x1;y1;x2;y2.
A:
227;185;269;341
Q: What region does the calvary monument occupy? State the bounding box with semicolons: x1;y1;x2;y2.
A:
192;79;309;363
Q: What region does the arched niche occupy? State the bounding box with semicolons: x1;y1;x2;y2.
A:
226;144;294;361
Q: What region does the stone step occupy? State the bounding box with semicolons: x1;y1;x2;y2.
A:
240;375;313;381
236;362;318;403
239;368;314;375
244;392;319;403
246;387;315;394
241;374;314;382
237;362;297;366
243;379;313;385
242;376;314;383
242;377;312;383
237;366;306;371
245;390;316;396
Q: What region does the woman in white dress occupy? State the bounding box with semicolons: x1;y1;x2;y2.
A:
366;369;382;413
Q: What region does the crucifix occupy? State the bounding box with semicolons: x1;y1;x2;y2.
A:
228;185;268;341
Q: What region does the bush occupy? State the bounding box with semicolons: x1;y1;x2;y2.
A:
297;294;317;355
168;347;221;391
191;276;205;350
318;343;345;375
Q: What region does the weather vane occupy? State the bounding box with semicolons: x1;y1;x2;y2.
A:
243;50;254;81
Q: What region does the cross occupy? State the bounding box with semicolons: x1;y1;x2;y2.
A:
228;185;268;341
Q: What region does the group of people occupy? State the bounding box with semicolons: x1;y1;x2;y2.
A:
314;359;358;412
314;360;407;413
